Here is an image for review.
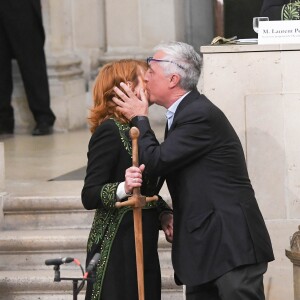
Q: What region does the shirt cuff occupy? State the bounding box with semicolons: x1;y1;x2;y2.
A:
131;116;149;126
117;182;131;200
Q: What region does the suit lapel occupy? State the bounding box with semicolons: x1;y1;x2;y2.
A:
168;89;200;133
157;90;200;193
164;122;168;139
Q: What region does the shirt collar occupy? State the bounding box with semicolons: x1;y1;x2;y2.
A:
167;91;191;115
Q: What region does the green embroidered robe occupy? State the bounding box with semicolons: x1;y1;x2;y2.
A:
282;0;300;19
82;118;171;300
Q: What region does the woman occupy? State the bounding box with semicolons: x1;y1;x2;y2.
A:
261;0;300;20
81;59;173;300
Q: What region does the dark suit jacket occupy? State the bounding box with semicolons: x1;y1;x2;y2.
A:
0;0;45;42
260;0;290;19
132;89;274;286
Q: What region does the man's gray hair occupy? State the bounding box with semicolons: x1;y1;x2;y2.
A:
153;41;202;91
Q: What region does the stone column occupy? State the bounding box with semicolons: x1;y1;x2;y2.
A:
286;227;300;300
0;143;5;229
41;0;88;132
97;0;185;125
100;0;185;63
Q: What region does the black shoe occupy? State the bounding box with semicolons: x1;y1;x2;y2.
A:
32;123;53;136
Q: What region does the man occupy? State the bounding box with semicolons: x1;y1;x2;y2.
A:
0;0;55;136
113;41;274;300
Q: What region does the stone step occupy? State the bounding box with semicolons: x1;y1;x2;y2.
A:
0;229;88;271
3;193;172;230
0;269;183;300
0;230;173;271
1;191;177;299
3;196;94;230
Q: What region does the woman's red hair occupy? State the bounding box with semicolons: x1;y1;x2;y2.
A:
88;59;147;133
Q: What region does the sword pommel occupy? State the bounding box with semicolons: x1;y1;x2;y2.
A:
130;126;140;140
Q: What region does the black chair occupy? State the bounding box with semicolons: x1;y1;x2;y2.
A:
214;0;264;38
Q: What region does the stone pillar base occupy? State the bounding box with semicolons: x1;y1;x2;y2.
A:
12;54;88;133
286;226;300;300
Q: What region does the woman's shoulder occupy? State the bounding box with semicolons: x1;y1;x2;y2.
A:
93;118;128;133
89;118;132;155
91;118;130;142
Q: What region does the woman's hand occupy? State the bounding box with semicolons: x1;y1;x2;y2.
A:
124;164;145;195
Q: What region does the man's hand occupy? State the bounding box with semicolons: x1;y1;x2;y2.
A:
161;213;173;243
113;82;149;120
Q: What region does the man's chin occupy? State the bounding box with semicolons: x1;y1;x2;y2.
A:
146;94;154;106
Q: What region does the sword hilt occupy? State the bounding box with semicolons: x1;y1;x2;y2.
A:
115;195;158;208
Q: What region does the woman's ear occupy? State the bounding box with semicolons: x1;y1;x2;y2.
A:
125;81;133;90
125;81;138;96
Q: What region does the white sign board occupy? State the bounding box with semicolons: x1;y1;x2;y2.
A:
258;20;300;44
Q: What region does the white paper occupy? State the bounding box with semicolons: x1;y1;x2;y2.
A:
236;38;258;44
258;20;300;44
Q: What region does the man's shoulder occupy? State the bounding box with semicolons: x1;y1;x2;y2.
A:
183;89;208;101
182;90;212;110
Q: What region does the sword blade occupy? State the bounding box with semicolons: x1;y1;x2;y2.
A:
133;206;144;300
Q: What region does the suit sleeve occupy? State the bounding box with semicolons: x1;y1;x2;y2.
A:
81;121;121;210
131;105;212;178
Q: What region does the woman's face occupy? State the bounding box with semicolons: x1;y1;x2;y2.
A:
133;66;146;98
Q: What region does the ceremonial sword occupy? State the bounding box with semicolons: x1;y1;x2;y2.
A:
115;127;158;300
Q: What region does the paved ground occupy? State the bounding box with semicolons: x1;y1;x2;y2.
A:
1;119;166;198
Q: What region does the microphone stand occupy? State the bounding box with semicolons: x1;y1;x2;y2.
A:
52;265;95;300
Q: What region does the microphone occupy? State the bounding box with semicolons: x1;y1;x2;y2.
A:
84;253;100;278
45;257;74;266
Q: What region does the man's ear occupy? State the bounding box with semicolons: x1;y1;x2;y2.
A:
169;74;180;88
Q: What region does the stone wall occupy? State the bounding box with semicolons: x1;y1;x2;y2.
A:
199;43;300;300
0;143;4;193
15;0;215;133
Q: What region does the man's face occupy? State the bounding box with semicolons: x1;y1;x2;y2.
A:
144;51;170;107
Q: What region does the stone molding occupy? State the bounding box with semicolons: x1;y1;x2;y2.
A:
47;55;84;80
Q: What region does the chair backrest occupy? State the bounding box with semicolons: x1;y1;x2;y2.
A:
214;0;264;39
